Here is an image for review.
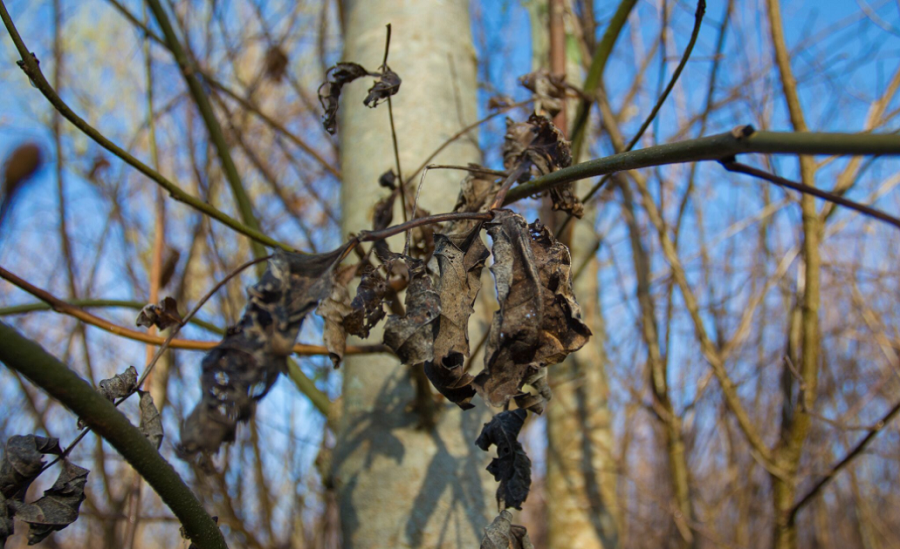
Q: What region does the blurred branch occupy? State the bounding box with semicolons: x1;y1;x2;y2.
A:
0;266;388;357
790;397;900;520
0;321;228;549
145;0;269;263
0;1;289;251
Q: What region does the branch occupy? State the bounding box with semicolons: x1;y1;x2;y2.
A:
569;0;639;158
145;0;269;263
789;397;900;520
0;1;289;252
504;127;900;204
721;160;900;231
0;321;228;549
0;266;387;357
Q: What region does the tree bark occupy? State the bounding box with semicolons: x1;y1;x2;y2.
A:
333;2;494;548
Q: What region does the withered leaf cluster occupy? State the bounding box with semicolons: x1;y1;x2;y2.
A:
480;509;534;549
475;409;532;510
78;367;164;448
503;114;583;218
179;248;345;456
519;70;569;117
318;62;402;134
0;436;88;547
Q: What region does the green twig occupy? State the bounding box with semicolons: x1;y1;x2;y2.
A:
0;321;228;549
504;128;900;204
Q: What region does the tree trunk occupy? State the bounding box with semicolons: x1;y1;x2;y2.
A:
333;2;494;548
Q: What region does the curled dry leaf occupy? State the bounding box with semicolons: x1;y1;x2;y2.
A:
179;247;346;456
383;258;440;366
364;68;401;108
343;267;388;338
502;114;582;218
424;232;489;409
317;277;353;368
135;296;182;331
318;62;370;134
481;510;534;549
474;210;590;409
264;46;289;82
475;409;532;510
98;365;138;402
519;70;568;117
139;391;164;450
7;461;88;545
1;435;88;546
317;62;401;134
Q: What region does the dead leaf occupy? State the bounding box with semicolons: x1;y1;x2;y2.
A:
98;365;138;402
378;169;397;190
473;211;590;409
264;46;289;82
487;95;514;111
139;391;164;450
383;258;440;366
475;409;532;510
136;296;182;330
519;70;568;117
8;461;88;545
502;114;582;218
317;278;353;368
0;436;62;501
343;267;388;338
363;68;401;108
158;247;181;289
424;232;489;409
480;510;534;549
318;62;371;134
179;247;346;456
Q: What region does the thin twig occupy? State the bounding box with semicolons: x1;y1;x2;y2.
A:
789;397;900;519
721;160;900;231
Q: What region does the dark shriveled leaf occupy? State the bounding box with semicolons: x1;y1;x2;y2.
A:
343;268;388;338
135;296;182;330
475;409;531;510
316;278;352;368
481;510;534;549
424;232;489;409
519;70;568;117
0;436;62;504
383;259;440;366
8;461;88;545
318;62;371;134
502;114;583;218
364;69;401;108
98;365;138;402
179;247;346;456
139;391;164;450
474;210;591;410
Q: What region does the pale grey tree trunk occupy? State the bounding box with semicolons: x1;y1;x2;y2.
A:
333;2;495;548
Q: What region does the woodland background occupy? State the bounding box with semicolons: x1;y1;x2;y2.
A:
1;0;900;548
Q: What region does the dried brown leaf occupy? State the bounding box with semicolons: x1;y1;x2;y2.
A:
475;409;531;510
343;268;388;338
363;68;401;108
98;365;138;402
1;142;43;227
481;510;534;549
179;247;346;456
502;114;582;218
264;46;289;82
474;211;590;409
135;296;182;330
383;258;440;366
424;232;489;409
318;62;371;134
8;461;88;545
317;280;352;368
0;436;62;501
519;70;567;117
139;390;164;450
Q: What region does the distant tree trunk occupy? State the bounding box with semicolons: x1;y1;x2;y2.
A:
332;2;494;548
